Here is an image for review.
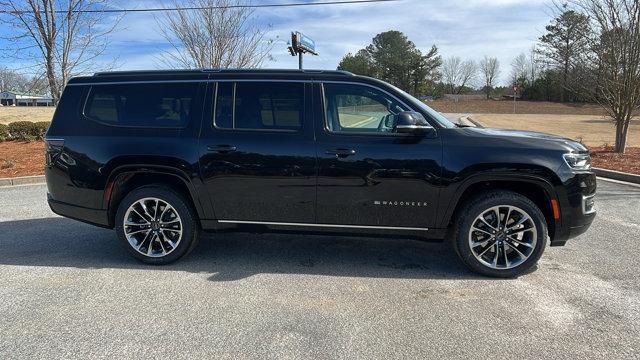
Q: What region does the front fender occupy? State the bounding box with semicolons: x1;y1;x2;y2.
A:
436;170;560;229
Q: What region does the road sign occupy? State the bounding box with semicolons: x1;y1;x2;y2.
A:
288;31;318;70
297;32;316;54
513;84;518;93
289;31;318;55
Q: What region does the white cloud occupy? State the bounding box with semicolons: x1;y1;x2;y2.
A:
1;0;553;85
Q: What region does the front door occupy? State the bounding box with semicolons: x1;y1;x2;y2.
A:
199;81;316;223
315;82;442;229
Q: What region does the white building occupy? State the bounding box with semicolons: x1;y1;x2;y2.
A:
0;91;54;106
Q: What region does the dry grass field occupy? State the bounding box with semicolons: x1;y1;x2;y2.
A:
471;114;640;147
0;107;55;124
429;99;607;115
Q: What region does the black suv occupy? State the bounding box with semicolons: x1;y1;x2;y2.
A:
45;69;596;277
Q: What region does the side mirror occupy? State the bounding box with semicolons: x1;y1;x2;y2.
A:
394;111;434;134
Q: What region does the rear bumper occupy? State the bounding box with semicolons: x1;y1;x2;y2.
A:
48;194;111;228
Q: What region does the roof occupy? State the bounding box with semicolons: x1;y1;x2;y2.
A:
92;68;354;77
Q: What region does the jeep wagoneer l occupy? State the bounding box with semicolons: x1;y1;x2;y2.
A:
45;69;596;277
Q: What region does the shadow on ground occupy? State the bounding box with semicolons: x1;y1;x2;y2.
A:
0;217;481;281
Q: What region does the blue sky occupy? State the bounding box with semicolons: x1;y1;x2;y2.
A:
1;0;551;85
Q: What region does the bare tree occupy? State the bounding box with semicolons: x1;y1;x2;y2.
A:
479;56;500;99
158;0;274;69
564;0;640;153
0;67;48;94
0;0;120;104
442;56;477;94
510;53;529;84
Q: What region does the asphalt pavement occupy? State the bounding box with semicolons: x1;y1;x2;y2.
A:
0;180;639;359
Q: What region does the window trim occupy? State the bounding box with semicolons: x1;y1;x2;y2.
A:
320;82;425;137
212;81;305;134
81;84;196;130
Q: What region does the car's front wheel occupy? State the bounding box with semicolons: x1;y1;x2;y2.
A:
115;185;199;264
452;191;548;277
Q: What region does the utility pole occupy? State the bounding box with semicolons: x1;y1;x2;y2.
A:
299;52;303;70
513;84;518;114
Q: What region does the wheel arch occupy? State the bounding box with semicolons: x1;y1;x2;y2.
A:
104;165;213;228
439;174;560;240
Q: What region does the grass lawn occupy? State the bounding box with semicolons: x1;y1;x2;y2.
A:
0;107;55;124
471;114;640;148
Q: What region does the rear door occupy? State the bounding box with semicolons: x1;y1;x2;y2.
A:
314;82;442;229
199;80;317;223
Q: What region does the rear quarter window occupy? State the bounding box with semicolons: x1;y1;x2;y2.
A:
83;82;200;128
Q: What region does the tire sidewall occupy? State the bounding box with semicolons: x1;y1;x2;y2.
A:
455;191;548;278
115;186;198;264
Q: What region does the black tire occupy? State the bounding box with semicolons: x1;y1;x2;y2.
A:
451;190;548;278
114;185;199;264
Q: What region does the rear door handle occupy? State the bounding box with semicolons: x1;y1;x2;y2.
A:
207;144;238;153
325;148;357;158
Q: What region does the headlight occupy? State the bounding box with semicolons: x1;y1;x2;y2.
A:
563;153;591;170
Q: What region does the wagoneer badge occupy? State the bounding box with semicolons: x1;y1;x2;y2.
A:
374;201;427;207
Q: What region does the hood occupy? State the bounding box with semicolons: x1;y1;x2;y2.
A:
461;127;588;153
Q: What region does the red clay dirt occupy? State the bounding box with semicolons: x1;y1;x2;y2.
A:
0;141;45;178
590;146;640;175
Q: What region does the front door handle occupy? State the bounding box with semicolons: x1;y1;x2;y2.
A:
325;148;357;158
207;144;238;153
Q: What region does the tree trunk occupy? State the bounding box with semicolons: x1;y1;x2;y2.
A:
614;119;629;154
561;65;568;103
45;52;59;105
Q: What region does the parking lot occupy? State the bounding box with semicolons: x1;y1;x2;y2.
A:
0;180;639;359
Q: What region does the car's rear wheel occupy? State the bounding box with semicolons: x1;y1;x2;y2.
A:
115;185;199;264
452;191;547;277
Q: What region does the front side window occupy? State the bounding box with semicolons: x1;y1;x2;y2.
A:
323;83;408;134
84;83;199;127
214;82;304;131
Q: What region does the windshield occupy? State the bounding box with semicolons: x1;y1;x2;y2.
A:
388;84;456;128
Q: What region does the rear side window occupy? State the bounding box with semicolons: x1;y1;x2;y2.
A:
214;82;303;131
84;83;199;127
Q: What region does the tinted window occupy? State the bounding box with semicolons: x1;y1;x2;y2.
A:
214;82;303;131
84;83;199;127
323;83;408;134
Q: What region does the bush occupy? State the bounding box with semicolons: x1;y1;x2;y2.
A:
0;124;8;142
34;121;51;140
7;121;40;141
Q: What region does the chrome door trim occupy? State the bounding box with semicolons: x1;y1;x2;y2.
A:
217;220;428;231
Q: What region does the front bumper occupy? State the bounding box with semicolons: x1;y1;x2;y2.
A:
550;172;597;246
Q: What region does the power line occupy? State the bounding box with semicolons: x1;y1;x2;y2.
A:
0;0;401;14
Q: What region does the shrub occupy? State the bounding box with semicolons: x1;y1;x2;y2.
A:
7;121;40;141
0;124;8;142
34;121;51;140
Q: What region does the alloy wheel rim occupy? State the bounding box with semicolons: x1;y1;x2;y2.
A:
123;197;183;257
468;205;537;270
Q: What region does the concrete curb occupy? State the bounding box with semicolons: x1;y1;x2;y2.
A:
593;168;640;184
460;115;484;128
0;175;46;187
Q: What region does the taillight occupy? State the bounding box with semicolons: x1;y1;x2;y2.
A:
44;137;64;166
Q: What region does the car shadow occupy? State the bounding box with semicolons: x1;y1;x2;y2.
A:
0;217;484;281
